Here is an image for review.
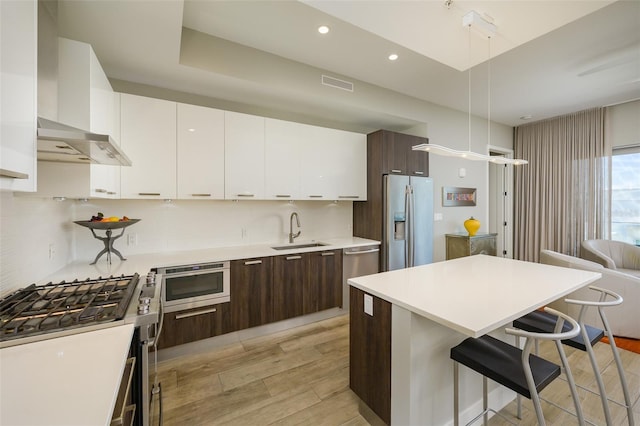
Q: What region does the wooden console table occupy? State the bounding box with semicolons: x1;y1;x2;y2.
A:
445;232;497;260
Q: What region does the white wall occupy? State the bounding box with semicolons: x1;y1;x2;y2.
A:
72;199;352;262
607;99;640;148
0;192;74;294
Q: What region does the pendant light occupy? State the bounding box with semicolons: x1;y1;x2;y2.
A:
413;11;528;166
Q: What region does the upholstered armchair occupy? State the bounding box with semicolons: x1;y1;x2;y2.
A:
540;249;640;339
581;239;640;278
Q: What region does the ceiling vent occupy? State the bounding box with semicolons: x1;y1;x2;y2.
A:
321;75;354;92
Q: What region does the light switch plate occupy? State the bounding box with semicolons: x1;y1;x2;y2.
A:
364;294;373;316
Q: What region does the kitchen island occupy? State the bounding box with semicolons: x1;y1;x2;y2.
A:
348;255;601;425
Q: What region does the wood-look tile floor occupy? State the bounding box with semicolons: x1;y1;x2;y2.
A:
156;314;640;425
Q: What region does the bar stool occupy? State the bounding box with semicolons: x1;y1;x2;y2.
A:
513;286;634;426
450;307;584;426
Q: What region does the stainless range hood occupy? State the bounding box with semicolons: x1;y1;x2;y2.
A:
37;117;132;166
36;0;131;167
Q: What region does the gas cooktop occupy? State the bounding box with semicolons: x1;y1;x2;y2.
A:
0;274;139;345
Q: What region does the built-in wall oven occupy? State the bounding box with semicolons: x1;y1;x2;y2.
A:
157;261;230;313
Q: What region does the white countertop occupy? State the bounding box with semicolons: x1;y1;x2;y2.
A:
39;237;379;284
0;324;134;426
348;255;602;337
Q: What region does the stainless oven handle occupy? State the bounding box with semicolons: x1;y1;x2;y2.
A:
158;382;163;426
149;299;165;349
175;307;217;320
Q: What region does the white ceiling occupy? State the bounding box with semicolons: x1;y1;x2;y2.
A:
57;0;640;132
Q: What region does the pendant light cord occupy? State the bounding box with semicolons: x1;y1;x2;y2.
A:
487;35;491;151
468;25;472;153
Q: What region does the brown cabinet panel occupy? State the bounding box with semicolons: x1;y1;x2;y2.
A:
306;249;343;313
404;136;429;176
230;257;273;331
383;132;408;175
353;130;429;269
156;302;231;349
273;254;308;322
349;286;391;424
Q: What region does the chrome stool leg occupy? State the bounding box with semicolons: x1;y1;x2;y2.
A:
566;287;635;426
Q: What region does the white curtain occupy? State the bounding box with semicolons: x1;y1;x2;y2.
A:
514;108;610;262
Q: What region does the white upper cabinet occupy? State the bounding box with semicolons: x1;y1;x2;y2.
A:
299;126;367;201
120;93;177;199
177;103;224;199
225;111;265;200
0;0;37;192
327;128;367;200
264;118;303;200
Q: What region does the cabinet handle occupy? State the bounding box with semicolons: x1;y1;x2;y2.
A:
344;248;380;255
237;194;255;197
309;195;323;198
244;260;262;265
94;188;107;193
175;307;217;320
138;192;161;196
338;195;359;199
276;194;291;198
391;169;402;174
191;193;212;197
107;191;117;195
286;255;301;260
0;168;29;179
321;252;335;256
413;171;425;175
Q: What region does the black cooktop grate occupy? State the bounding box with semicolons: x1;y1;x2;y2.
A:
0;274;139;341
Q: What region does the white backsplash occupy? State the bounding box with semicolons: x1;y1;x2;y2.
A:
0;192;75;294
73;199;353;261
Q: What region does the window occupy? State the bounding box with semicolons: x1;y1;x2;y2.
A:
611;147;640;245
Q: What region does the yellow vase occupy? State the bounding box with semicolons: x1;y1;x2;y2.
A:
464;216;480;236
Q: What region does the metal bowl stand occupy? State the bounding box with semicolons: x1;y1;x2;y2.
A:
88;227;127;265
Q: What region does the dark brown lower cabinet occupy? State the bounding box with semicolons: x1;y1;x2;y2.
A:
158;250;344;348
230;257;273;331
305;249;343;314
156;302;231;349
272;253;307;322
349;286;391;425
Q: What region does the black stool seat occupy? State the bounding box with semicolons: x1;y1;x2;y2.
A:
514;310;605;351
451;335;561;399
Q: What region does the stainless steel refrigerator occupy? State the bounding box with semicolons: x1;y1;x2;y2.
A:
382;175;434;271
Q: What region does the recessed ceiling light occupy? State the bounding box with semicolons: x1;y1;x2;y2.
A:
318;25;330;34
188;128;196;132
388;54;399;61
520;115;533;120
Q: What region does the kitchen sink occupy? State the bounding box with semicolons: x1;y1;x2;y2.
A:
271;242;328;250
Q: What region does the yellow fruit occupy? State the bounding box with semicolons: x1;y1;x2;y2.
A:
107;216;119;222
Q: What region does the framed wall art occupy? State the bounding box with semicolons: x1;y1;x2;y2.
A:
442;186;476;207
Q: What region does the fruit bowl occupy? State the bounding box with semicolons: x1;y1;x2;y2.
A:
74;219;140;230
74;219;141;264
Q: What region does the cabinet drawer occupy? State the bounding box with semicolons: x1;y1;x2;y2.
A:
156;303;230;349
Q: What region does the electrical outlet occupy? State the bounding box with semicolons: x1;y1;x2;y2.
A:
241;228;247;239
364;294;373;316
127;233;137;246
434;213;443;221
48;243;56;260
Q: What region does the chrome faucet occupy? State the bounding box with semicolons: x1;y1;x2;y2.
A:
289;212;301;243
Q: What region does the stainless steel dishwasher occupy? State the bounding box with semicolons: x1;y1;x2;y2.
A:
342;245;380;310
